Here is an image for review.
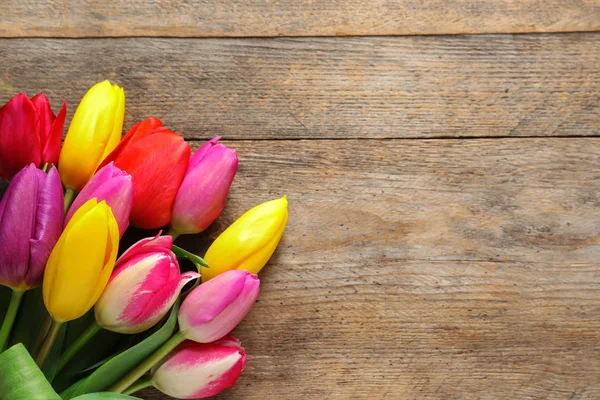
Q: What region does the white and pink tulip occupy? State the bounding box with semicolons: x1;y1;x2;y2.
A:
94;234;199;334
151;336;247;399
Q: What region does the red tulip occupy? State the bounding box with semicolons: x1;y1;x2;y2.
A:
0;93;66;180
99;118;190;229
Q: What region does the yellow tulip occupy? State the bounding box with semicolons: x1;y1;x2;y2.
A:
43;198;119;322
59;80;125;192
202;196;288;282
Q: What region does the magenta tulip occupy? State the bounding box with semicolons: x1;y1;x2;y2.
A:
65;162;133;237
178;270;259;343
0;164;63;290
170;137;238;236
0;93;66;180
94;234;199;334
151;336;247;399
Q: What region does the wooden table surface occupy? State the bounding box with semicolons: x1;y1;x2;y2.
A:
2;2;600;399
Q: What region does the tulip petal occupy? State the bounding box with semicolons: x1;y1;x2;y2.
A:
179;270;260;343
0;165;40;289
116;233;173;270
152;340;246;399
202;196;288;281
26;167;64;288
43;199;119;322
187;136;221;170
65;162;133;236
43;101;66;166
30;94;54;142
171;141;238;234
0;94;42;179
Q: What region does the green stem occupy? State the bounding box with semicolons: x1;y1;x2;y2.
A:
64;188;76;214
123;377;153;396
35;319;62;368
109;331;185;394
172;244;209;269
166;227;180;241
56;321;101;374
31;314;52;358
0;290;24;351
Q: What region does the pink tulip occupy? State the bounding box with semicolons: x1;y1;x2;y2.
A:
94;234;199;334
65;162;133;237
151;336;246;399
170;137;238;235
178;270;259;343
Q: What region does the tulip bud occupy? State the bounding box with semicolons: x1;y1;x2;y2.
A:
0;165;63;290
59;80;125;191
0;93;66;180
151;337;246;399
202;197;288;282
98;118;190;229
65;162;133;237
95;234;199;334
43;198;119;322
170;137;238;236
179;270;259;343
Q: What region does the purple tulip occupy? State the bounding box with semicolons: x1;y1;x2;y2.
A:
151;336;247;399
178;270;260;343
170;137;238;235
0;164;63;290
65;162;133;237
94;234;199;334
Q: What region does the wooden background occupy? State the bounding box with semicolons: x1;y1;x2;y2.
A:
1;1;600;399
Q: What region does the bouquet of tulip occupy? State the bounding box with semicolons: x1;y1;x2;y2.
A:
0;81;288;399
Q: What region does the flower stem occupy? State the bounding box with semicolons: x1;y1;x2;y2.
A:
166;227;180;241
109;330;185;394
63;188;76;213
123;377;153;395
35;319;62;368
31;314;52;358
56;321;102;374
0;290;24;351
171;245;209;269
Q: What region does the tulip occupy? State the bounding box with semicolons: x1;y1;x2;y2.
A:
43;198;119;322
98;117;190;229
0;164;63;290
151;337;246;399
0;92;66;180
95;234;199;334
0;164;63;351
65;162;133;237
59;80;125;192
109;270;258;394
179;270;260;343
202;196;288;282
169;137;238;236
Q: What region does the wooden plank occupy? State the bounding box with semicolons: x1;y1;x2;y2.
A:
0;0;599;37
128;138;599;399
0;35;598;140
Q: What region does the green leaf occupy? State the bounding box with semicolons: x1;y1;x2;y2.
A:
64;302;180;398
72;394;140;399
0;343;61;399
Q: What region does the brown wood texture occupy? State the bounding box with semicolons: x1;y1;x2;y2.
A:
0;0;599;37
0;35;599;140
131;138;600;399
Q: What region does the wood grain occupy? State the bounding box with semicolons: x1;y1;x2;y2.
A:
0;35;599;140
0;0;599;38
127;138;600;399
